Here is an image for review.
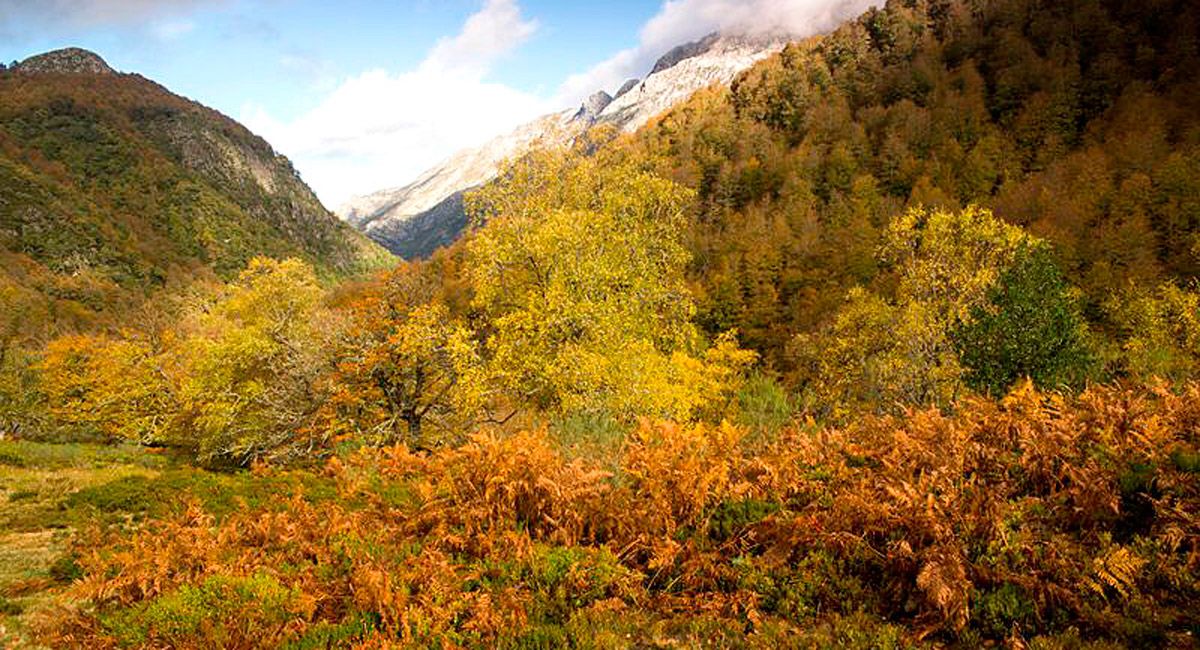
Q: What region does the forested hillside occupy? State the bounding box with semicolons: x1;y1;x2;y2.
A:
0;50;390;345
611;0;1200;381
2;1;1199;648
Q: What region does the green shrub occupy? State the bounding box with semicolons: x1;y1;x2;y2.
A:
48;553;84;584
65;474;157;513
282;612;379;650
0;596;23;616
100;573;299;647
736;372;794;435
528;546;636;623
973;583;1036;639
548;411;629;464
707;497;780;542
954;246;1096;396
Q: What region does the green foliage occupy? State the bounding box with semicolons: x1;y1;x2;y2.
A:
972;583;1036;639
0;439;167;470
48;553;84;584
1105;281;1200;381
954;245;1096;395
527;546;634;623
735;372;795;434
547;410;629;463
282;613;379;650
707;498;780;542
99;572;301;647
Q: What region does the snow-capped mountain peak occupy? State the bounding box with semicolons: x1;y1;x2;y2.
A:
337;32;788;259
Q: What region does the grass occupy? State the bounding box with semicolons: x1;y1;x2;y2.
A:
0;438;336;647
0;441;164;647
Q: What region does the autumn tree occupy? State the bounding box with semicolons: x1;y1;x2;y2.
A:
1106;281;1200;382
467;148;754;420
38;333;174;442
323;266;485;448
794;206;1089;414
173;257;335;464
0;274;52;435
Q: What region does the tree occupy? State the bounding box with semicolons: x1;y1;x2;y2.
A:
467;148;753;420
175;257;333;464
38;333;173;442
1106;281;1200;382
794;206;1047;414
953;245;1095;395
0;275;52;436
326;295;484;448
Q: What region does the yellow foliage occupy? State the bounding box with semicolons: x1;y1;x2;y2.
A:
794;206;1036;414
38;333;173;442
1106;281;1200;381
468;148;753;421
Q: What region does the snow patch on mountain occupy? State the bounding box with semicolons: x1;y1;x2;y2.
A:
336;33;786;258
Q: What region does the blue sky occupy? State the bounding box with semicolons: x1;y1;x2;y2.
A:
2;1;660;123
0;0;875;206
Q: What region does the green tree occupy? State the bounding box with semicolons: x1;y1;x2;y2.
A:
953;245;1095;395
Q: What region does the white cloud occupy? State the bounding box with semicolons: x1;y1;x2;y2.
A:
242;0;549;208
556;0;881;105
151;19;196;41
423;0;538;75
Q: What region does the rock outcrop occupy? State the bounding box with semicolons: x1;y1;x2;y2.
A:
573;91;614;123
14;48;115;75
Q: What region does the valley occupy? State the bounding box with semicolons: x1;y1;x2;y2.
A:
1;0;1199;647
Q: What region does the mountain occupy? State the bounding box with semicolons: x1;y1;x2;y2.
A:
338;33;788;259
0;48;392;338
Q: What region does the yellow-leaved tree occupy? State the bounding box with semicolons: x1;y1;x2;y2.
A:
467;147;755;421
794;206;1040;415
1106;281;1200;382
38;333;174;443
37;258;339;463
173;257;335;463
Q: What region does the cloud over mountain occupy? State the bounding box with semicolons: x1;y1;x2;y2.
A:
556;0;881;105
241;0;549;206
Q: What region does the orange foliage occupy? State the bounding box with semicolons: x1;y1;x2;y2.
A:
40;382;1200;647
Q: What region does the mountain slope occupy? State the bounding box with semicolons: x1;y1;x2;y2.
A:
0;48;392;338
607;0;1200;369
338;34;788;258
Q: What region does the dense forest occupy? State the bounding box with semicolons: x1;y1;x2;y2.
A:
2;0;1199;647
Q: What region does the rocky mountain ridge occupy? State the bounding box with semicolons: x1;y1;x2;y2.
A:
13;47;116;75
338;33;789;258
